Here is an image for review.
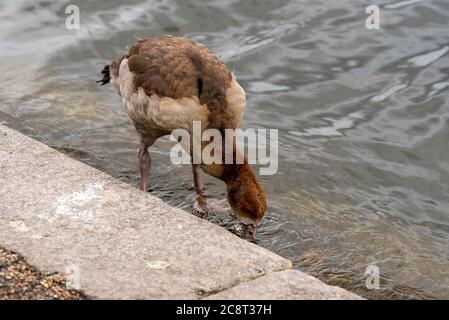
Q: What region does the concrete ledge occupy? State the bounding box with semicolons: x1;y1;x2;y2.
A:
206;270;361;300
0;124;362;299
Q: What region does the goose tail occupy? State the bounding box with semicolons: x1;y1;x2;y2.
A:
97;64;111;86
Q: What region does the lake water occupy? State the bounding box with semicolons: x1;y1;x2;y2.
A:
1;0;449;299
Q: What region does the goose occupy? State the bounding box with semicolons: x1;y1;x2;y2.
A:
98;35;266;241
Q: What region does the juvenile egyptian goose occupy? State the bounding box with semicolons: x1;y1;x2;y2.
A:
98;35;266;241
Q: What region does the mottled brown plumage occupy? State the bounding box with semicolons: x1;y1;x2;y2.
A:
114;36;233;132
99;35;266;241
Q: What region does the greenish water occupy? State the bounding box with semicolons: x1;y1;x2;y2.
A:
1;0;449;299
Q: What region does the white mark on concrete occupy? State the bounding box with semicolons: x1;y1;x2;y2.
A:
146;260;171;270
9;220;30;233
65;264;81;290
55;182;105;221
58;183;104;211
39;183;106;223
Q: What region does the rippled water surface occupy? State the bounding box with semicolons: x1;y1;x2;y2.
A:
1;0;449;299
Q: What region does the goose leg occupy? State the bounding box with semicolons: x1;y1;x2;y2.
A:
138;147;151;192
192;164;208;214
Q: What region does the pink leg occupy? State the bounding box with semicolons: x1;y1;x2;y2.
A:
138;148;151;192
192;164;208;214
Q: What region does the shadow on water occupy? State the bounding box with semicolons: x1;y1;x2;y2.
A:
1;0;449;299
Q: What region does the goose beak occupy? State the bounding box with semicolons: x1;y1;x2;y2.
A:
242;223;257;242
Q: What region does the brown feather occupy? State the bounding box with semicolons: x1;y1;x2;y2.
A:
125;36;232;131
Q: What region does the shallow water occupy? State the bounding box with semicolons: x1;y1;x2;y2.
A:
1;0;449;299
